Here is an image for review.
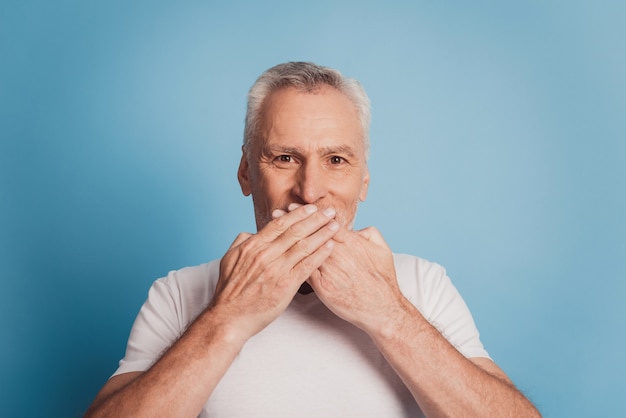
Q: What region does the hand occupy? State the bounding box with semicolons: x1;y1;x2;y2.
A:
273;204;406;334
211;204;340;342
309;226;407;335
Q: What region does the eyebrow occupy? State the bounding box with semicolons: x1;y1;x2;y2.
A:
264;144;357;158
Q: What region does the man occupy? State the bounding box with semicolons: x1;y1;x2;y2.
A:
86;62;540;417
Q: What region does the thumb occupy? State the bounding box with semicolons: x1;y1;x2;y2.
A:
357;226;387;247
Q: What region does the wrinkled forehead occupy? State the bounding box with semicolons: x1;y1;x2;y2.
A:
253;86;366;154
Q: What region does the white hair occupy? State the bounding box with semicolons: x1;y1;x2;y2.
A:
243;62;371;159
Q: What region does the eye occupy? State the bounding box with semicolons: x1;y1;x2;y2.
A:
329;156;345;165
273;154;297;168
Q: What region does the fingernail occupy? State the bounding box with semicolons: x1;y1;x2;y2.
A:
328;221;339;231
272;209;286;218
304;204;317;214
289;203;303;211
323;207;336;217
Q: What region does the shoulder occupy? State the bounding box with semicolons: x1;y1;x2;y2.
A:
392;253;446;275
392;253;449;289
393;254;490;359
158;259;221;291
148;259;222;323
392;253;457;313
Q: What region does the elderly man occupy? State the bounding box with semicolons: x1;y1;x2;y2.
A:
86;62;540;417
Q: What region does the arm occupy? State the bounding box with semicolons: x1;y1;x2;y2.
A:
85;305;249;417
86;204;339;418
308;226;541;417
370;294;540;417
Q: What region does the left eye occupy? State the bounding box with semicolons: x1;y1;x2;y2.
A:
329;156;344;164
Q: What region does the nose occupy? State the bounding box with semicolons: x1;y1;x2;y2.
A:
293;161;328;204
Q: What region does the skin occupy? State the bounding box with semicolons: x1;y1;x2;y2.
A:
86;85;540;417
238;85;370;230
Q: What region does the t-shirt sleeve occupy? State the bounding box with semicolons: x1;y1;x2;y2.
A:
112;276;184;377
396;254;491;360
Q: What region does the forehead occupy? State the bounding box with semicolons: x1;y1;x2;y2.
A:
257;86;364;152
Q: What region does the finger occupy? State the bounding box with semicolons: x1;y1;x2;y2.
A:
257;204;319;243
250;205;337;265
287;203;303;212
357;226;388;247
272;209;287;219
306;268;323;290
270;207;337;255
329;226;351;244
282;219;339;265
290;237;335;283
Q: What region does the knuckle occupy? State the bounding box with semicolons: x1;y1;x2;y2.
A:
298;257;314;273
272;216;288;233
251;248;270;269
287;222;306;238
294;239;313;256
238;239;256;254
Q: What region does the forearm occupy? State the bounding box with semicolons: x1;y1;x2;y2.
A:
370;300;540;418
86;306;245;418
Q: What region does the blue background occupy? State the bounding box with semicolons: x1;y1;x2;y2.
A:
1;1;624;416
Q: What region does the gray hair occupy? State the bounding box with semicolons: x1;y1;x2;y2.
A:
243;62;371;159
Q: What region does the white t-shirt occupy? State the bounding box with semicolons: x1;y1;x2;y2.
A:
114;253;489;417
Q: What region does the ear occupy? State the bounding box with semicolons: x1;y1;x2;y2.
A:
237;149;252;196
359;166;370;202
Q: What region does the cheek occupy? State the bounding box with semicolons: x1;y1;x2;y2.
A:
337;176;366;200
256;171;295;203
335;177;367;222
